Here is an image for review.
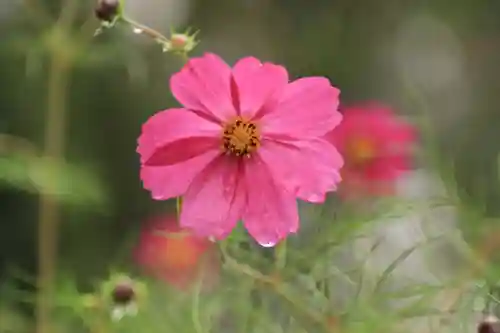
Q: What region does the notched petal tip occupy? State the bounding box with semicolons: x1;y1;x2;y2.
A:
170;53;235;121
231;58;289;119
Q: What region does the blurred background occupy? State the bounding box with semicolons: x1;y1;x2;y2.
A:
1;0;500;332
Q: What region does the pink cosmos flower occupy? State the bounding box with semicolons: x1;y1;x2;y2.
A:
137;53;343;246
325;102;416;197
134;214;220;291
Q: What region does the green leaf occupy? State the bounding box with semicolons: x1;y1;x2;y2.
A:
0;156;108;209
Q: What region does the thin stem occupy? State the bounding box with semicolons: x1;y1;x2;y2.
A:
191;271;204;333
274;239;287;270
180;51;190;63
36;49;70;333
36;48;70;333
36;0;81;330
121;17;170;43
176;197;183;220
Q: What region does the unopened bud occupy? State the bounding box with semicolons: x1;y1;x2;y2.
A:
111;279;136;305
170;34;189;49
478;315;500;333
163;30;199;54
95;0;120;23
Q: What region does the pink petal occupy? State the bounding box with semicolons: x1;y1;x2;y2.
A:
242;157;299;247
232;57;289;119
180;156;246;239
140;149;221;200
170;53;236;122
137;108;221;166
261;77;341;139
258;138;343;203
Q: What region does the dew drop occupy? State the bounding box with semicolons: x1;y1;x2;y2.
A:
259;240;277;248
133;28;143;34
304;193;324;203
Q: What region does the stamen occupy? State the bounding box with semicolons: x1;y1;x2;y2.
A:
222;117;261;157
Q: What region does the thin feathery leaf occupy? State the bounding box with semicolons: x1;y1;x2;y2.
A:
373;245;419;294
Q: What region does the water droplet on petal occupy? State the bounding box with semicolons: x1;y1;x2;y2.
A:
152;194;167;200
133;28;143;34
259;240;277;248
304;193;324;203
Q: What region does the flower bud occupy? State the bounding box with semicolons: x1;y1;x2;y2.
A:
101;274;146;321
170;34;189;49
95;0;120;23
163;30;199;54
111;280;136;305
478;315;500;333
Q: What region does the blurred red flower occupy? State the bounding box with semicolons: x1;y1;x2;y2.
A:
325;102;417;197
134;214;220;291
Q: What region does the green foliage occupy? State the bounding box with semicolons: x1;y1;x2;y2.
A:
0;155;108;209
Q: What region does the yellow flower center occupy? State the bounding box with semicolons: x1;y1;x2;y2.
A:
347;138;376;165
222;117;261;157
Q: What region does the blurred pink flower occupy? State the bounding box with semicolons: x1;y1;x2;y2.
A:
134;215;220;291
325;102;416;197
137;53;343;246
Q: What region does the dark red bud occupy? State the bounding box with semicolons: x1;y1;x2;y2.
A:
478;317;500;333
111;281;135;305
95;0;120;22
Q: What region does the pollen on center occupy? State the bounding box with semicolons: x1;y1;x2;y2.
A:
222;117;261;157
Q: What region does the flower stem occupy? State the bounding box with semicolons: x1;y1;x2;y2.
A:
120;17;192;67
176;197;183;220
36;0;78;329
36;49;70;333
121;17;170;43
275;239;287;270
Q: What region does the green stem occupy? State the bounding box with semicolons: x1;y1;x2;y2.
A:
176;197;183;220
121;17;170;43
36;0;80;330
36;48;70;333
275;239;287;270
120;17;192;67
